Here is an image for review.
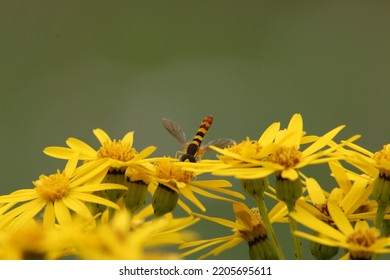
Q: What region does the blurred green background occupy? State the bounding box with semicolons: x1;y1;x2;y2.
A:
1;0;389;259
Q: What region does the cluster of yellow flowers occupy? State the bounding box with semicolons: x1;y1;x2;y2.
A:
0;114;389;260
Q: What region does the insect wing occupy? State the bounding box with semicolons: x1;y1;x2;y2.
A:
201;138;235;153
161;118;187;147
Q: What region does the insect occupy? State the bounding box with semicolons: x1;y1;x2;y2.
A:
161;115;235;162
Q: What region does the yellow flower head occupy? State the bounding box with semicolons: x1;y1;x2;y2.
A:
151;158;244;214
70;207;198;260
373;144;390;178
291;201;390;259
44;128;157;171
0;156;126;230
203;114;352;181
180;202;283;259
0;219;69;260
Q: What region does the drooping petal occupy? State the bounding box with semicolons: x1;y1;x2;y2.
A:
327;201;353;236
0;190;38;204
306;178;327;205
7;201;45;231
180;188;206;212
69;192;120;210
294;231;342;247
329;161;352;193
54;200;72;226
74;183;127;193
281;168;299;181
290;206;346;241
43;202;55;228
62;196;92;218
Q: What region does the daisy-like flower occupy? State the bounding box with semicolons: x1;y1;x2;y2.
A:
0;219;72;260
209;114;351;181
70;207;198;260
296;170;374;259
338;143;390;228
290;201;390;260
0;155;127;230
151;158;245;217
44;129;158;213
44;129;157;171
180;202;286;260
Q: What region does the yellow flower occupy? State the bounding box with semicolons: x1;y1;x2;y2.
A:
151;158;245;216
0;219;71;259
204;114;352;181
339;144;390;228
44;128;157;172
0;156;126;230
299;163;376;223
70;207;198;259
180;202;285;259
290;201;390;259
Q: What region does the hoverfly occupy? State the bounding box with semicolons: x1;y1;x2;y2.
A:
161;115;234;162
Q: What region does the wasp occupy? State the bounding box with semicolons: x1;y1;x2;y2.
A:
161;115;234;162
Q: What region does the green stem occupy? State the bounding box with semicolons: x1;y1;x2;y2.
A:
255;196;285;260
374;205;387;230
289;215;302;260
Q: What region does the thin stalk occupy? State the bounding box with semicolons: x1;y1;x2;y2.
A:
255;196;285;260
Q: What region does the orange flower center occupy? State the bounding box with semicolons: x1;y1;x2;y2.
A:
373;144;390;178
346;226;379;259
268;146;302;168
155;161;194;184
34;171;70;202
97;140;136;162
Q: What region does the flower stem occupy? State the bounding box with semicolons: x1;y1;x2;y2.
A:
374;205;387;230
255;196;285;260
288;214;302;260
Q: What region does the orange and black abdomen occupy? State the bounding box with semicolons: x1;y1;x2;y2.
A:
180;115;213;162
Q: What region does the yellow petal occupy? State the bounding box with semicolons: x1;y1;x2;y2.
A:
122;131;134;147
290;206;345;241
54;199;72;226
258;122;280;145
281;168;299;181
69;192;120;210
306;178;327;205
66;137;97;158
43;147;76;160
286;114;303;148
329;161;352;193
62;196;92;218
327;201;353;236
301;125;345;158
93;128;111;146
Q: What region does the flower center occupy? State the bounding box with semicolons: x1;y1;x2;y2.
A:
156;161;194;184
346;226;379;259
238;207;267;242
268;146;302;168
373;144;390;178
34;171;70;202
97;140;136;162
346;227;378;247
219;138;264;163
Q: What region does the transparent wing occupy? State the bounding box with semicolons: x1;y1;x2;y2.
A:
201;138;235;152
161;118;187;146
